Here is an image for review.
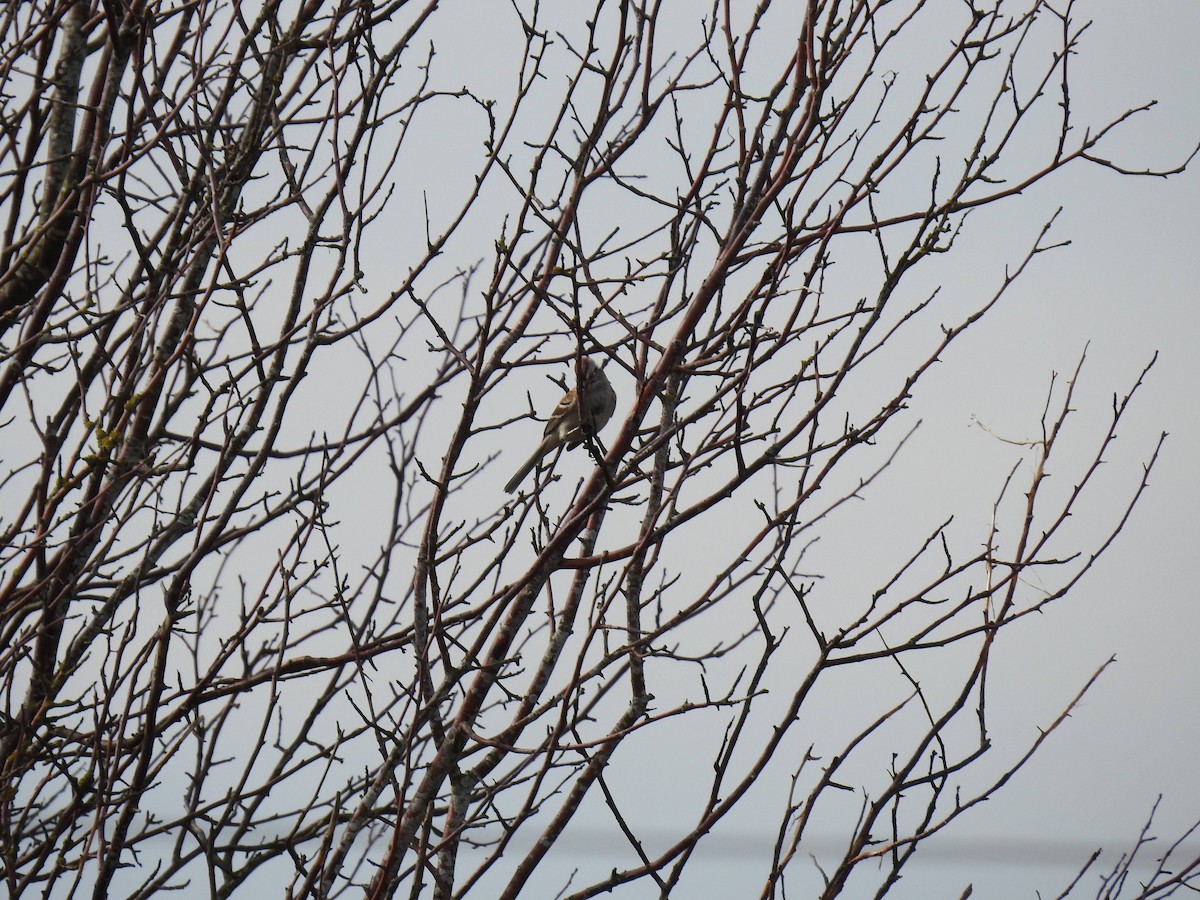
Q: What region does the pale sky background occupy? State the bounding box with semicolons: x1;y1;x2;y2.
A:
444;2;1200;896
882;3;1200;893
37;1;1192;896
271;1;1200;896
240;1;1199;896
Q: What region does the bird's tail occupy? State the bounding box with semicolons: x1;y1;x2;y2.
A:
504;447;545;494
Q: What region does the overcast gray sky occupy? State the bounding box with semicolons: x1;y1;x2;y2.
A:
14;1;1191;896
470;2;1200;895
253;1;1200;894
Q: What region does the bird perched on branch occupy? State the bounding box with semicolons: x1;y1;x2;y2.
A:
504;357;617;494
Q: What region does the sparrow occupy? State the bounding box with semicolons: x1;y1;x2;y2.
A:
504;357;617;493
